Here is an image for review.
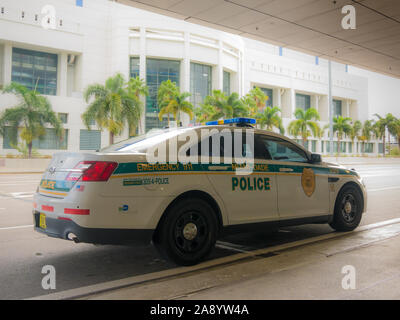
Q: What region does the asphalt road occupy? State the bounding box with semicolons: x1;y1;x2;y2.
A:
0;163;399;300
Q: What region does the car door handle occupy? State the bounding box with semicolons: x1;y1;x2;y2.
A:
279;168;293;172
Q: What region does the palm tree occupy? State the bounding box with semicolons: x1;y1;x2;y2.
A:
82;73;141;145
394;118;400;150
194;103;217;124
349;120;362;153
157;80;179;126
256;106;284;134
374;113;397;156
243;87;269;116
126;76;148;135
333;116;352;154
359;120;373;154
0;82;63;158
158;91;194;125
287;108;320;146
201;90;248;121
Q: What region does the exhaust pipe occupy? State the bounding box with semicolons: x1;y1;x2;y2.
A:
67;232;80;243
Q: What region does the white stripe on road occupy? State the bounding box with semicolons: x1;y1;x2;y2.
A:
0;225;33;230
368;186;400;192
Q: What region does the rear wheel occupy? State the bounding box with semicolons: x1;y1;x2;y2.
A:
329;185;363;232
154;198;218;266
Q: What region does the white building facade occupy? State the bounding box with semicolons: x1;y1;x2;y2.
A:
0;0;382;156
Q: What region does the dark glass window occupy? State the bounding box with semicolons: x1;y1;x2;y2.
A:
333;99;342;117
190;62;212;108
58;113;68;124
130;57;140;79
146;59;180;131
2;127;17;149
223;71;230;95
11;48;57;95
296;93;310;111
32;129;68;150
258;87;273;107
80;129;101;150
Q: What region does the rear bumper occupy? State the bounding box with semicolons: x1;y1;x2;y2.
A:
33;212;154;245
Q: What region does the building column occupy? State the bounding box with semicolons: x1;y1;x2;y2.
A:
214;40;223;91
346;100;350;117
57;52;68;96
3;43;12;85
290;88;296;115
181;31;191;127
139;27;146;134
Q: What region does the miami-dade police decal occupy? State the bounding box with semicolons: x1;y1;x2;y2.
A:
301;168;315;197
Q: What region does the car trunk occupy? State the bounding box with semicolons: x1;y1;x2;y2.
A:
38;152;89;199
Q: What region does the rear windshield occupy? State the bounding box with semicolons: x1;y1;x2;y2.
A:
100;127;191;153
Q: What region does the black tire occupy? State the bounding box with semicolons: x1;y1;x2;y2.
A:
153;198;218;266
329;184;363;232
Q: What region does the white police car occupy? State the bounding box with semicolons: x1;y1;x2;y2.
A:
33;118;367;265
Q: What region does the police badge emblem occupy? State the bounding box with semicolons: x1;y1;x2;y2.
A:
301;168;315;197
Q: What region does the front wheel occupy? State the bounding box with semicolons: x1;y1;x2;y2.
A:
329;184;363;232
154;198;218;266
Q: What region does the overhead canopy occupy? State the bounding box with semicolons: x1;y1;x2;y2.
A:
117;0;400;78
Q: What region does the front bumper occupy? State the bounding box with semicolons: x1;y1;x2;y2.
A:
33;212;154;245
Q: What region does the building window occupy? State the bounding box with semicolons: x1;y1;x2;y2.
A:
364;143;374;153
223;71;230;95
190;62;212;109
296;93;310;111
259;87;273;107
130;57;140;79
321;141;324;153
333;99;342;117
348;142;352;153
340;142;346;153
11;48;57;95
2;127;17;149
378;143;384;154
146;59;180;131
32;128;68;150
80;130;101;150
58;113;68;124
311;140;316;153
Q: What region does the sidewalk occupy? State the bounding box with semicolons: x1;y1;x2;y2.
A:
80;220;400;300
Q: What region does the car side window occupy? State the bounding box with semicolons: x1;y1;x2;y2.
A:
258;136;309;163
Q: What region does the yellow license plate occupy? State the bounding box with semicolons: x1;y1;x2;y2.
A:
39;213;47;229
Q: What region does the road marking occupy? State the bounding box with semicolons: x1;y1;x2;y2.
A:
216;241;252;253
28;217;400;300
0;225;33;230
368;186;400;192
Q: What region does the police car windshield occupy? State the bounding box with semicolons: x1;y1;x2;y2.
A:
100;127;190;153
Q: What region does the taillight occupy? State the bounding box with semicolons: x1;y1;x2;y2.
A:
66;161;118;182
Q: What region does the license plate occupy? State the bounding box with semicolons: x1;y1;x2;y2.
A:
39;213;47;229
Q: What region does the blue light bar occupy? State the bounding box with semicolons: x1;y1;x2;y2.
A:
206;118;256;126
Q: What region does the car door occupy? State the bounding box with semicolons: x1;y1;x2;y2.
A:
257;135;329;220
200;129;279;225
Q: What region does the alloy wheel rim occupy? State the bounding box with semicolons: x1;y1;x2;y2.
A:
341;193;357;223
174;211;208;253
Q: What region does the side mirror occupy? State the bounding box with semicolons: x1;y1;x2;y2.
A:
310;153;322;163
